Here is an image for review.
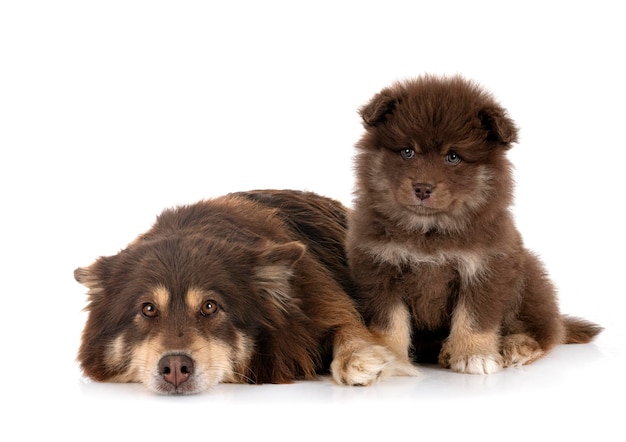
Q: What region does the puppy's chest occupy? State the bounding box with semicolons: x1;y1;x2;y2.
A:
370;241;487;326
392;259;455;328
369;240;486;283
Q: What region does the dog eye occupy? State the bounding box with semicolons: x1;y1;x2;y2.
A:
141;302;159;319
400;148;415;159
200;300;219;317
445;153;462;165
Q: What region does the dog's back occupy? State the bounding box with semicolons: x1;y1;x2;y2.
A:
234;190;355;296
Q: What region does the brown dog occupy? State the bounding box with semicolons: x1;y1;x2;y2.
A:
346;75;602;374
75;190;416;394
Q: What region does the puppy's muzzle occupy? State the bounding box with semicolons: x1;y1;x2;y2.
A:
158;353;194;388
414;183;433;201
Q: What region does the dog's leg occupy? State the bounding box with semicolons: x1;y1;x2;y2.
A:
439;301;503;374
330;301;420;386
330;321;420;386
336;303;421;384
330;327;392;386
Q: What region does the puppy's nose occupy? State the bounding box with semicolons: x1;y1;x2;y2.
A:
158;354;194;387
414;183;433;201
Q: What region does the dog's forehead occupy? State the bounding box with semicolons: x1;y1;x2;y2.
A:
185;287;219;308
145;285;223;310
152;285;171;306
387;101;487;152
135;235;245;278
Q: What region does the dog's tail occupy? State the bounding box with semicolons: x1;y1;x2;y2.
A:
562;315;603;344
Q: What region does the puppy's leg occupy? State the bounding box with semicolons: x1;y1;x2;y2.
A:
370;301;417;366
439;302;503;374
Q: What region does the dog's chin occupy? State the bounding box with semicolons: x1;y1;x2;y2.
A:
405;202;443;215
146;372;216;396
385;194;474;234
151;381;204;396
396;193;452;217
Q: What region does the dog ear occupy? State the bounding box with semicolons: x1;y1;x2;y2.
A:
254;241;306;312
478;105;519;146
74;263;103;292
359;88;400;127
74;255;116;294
258;241;306;267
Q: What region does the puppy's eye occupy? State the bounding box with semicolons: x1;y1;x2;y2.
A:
200;300;219;317
400;148;415;159
445;153;462;165
141;302;159;319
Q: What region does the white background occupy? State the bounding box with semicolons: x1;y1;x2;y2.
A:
1;1;624;440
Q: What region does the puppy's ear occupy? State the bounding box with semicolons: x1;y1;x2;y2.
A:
254;241;306;313
359;88;400;127
479;105;519;146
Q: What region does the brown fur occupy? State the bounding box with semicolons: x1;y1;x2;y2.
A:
76;190;417;394
346;75;602;374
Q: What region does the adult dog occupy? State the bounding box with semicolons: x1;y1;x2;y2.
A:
75;190;416;394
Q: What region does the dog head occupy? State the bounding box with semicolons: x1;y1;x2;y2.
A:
75;235;305;395
355;75;518;233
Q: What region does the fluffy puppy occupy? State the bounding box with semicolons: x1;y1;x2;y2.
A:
347;75;602;374
75;190;416;394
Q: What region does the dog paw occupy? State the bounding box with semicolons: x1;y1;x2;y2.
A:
331;344;418;386
439;348;503;374
385;358;422;378
501;334;544;367
452;354;503;374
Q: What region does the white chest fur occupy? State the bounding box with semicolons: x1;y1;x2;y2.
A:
362;240;489;284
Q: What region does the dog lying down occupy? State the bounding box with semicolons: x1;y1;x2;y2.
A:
75;189;418;394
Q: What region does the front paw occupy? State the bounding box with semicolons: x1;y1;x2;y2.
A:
331;344;418;386
439;342;503;375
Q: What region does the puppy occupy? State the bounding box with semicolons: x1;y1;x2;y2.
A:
346;75;602;374
75;190;416;394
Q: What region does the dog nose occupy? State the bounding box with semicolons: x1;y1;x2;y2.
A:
158;354;194;387
414;183;433;200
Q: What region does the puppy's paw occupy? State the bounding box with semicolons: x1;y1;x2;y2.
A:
501;334;544;367
331;344;418;386
450;354;503;374
439;343;503;374
439;331;503;375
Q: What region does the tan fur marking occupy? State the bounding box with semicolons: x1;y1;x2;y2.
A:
104;335;139;383
128;340;153;383
106;335;127;367
152;285;170;310
185;287;217;311
194;337;237;386
229;331;254;383
254;265;294;312
440;303;503;374
372;302;413;362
